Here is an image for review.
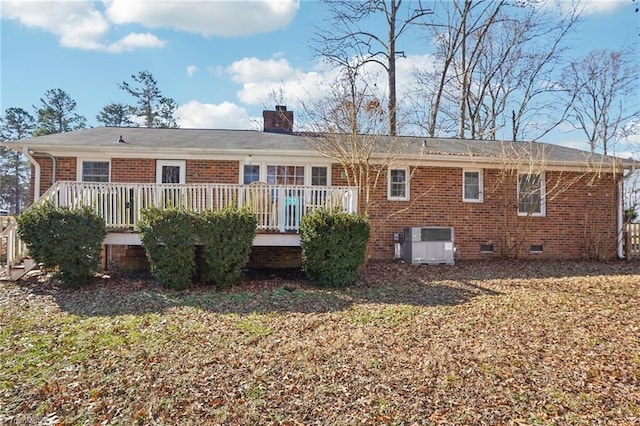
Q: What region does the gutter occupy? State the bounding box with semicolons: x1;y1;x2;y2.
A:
618;163;637;259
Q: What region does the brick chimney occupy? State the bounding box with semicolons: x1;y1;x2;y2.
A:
263;105;294;133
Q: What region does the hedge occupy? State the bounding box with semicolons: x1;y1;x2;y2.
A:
299;208;370;287
17;202;106;287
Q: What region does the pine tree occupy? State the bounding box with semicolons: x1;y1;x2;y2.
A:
0;108;34;213
33;88;86;136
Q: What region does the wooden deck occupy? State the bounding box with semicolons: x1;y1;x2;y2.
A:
1;182;358;279
38;181;358;233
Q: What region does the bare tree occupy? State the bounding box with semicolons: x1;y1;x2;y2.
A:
300;68;395;215
489;141;615;259
314;0;432;136
560;48;640;155
299;57;434;220
411;0;580;141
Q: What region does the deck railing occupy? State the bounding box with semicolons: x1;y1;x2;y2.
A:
1;216;27;279
37;181;359;232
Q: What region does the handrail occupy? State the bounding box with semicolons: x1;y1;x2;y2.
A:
37;180;65;206
29;181;359;233
1;216;27;277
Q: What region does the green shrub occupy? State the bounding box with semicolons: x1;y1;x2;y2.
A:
299;209;370;287
199;207;257;289
138;207;197;290
17;202;106;287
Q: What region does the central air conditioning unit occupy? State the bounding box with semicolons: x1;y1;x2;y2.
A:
401;227;455;265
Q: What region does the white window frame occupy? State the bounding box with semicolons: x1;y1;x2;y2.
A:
239;160;332;186
310;166;329;186
387;166;410;201
243;164;261;184
156;160;186;184
265;164;306;186
462;169;483;203
517;172;546;216
77;159;110;182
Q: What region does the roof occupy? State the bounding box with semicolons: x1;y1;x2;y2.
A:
2;127;307;151
2;126;635;169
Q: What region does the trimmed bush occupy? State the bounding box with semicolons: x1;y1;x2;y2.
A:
299;209;370;287
17;202;106;287
199;207;257;289
138;207;197;290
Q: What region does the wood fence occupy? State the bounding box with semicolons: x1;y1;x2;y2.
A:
625;223;640;258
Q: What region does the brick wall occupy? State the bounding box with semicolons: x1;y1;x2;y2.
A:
34;157;242;189
105;244;149;272
111;158;156;183
104;244;302;275
31;155;621;263
186;160;239;183
32;156;76;196
248;246;302;268
361;165;620;260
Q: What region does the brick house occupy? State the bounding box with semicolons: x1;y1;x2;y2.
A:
2;106;636;271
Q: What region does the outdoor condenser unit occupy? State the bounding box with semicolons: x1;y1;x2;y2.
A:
401;227;455;265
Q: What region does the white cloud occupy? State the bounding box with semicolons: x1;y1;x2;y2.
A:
0;1;165;52
106;32;166;53
225;56;313;105
227;57;298;84
1;0;299;52
232;67;328;107
176;100;252;129
223;53;435;120
1;1;109;49
106;0;300;37
187;65;199;77
579;0;631;14
542;0;628;16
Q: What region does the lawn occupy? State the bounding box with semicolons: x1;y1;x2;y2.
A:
1;260;639;425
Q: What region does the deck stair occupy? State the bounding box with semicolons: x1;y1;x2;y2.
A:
1;216;36;282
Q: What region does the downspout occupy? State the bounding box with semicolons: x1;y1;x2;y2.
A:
618;164;637;259
22;147;40;202
22;148;56;202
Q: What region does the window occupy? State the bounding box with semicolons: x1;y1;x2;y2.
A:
463;170;483;202
266;165;305;185
388;167;409;200
311;166;328;186
518;173;545;216
81;161;109;182
243;165;260;184
161;166;180;183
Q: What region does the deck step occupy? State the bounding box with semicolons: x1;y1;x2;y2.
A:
0;259;38;281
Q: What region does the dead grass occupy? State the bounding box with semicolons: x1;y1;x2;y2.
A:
1;259;639;425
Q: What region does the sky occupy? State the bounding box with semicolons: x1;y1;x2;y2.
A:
1;0;638;155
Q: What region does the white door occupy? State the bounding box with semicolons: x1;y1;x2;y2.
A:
156;160;186;184
156;160;186;207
